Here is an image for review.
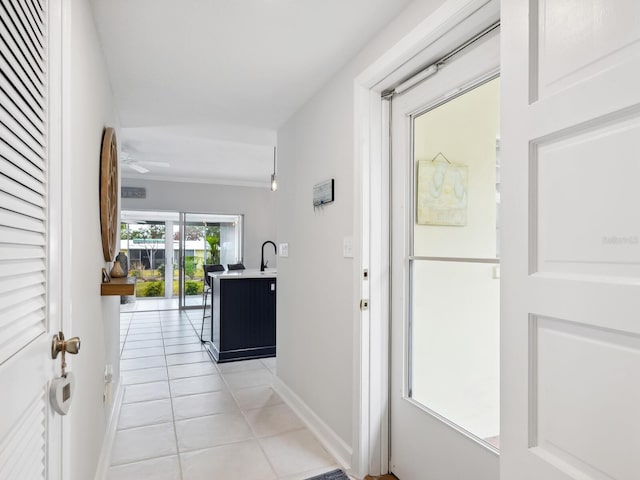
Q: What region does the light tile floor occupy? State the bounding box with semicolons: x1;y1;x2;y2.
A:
120;296;204;313
111;309;342;480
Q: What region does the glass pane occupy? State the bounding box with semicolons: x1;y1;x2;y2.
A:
411;260;500;446
126;222;166;298
409;77;500;449
120;211;178;311
413;78;500;259
182;213;244;308
172;223;180;299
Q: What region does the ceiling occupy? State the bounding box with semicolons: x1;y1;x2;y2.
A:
92;0;414;186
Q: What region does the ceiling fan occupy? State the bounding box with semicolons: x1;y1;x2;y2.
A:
119;151;170;174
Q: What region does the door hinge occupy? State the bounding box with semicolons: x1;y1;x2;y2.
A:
360;299;369;311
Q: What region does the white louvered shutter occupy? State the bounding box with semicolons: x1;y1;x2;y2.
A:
1;0;47;362
0;1;59;479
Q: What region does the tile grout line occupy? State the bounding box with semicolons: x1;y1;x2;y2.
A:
117;307;333;479
120;313;133;357
179;309;281;474
159;311;185;480
114;308;202;476
215;358;282;479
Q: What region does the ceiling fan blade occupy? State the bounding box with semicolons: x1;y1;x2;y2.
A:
127;163;149;174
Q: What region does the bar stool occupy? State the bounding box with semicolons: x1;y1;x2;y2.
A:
200;264;225;342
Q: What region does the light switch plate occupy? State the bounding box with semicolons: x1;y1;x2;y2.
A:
279;243;289;257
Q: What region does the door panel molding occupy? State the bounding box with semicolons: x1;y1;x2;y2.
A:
502;1;640;479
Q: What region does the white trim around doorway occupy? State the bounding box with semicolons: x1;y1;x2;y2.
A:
351;0;500;477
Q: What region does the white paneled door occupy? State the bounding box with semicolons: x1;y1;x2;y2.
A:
390;32;500;479
501;1;640;480
0;0;63;479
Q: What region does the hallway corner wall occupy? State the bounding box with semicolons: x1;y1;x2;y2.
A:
120;179;277;270
275;0;448;466
65;0;120;478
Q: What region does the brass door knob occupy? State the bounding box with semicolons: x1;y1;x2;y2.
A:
51;332;81;359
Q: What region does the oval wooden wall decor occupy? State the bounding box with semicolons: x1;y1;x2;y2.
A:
100;127;119;262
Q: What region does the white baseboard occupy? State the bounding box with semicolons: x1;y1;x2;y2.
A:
93;381;124;480
272;375;352;472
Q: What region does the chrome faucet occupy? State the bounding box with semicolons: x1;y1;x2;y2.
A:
260;241;276;272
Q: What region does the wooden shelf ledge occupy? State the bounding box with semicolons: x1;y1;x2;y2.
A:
101;276;136;296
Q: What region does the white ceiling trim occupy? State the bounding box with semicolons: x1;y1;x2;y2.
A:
121;172;271;189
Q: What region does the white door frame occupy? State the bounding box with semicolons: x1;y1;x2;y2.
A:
57;0;73;475
351;0;499;476
39;0;71;476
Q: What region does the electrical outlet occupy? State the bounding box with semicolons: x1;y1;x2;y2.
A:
279;243;289;257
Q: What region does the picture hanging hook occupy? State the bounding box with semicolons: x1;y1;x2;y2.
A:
431;152;451;164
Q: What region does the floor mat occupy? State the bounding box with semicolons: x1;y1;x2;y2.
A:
306;469;350;480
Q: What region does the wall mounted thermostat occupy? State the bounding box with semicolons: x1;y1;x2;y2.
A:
50;331;81;415
50;371;75;415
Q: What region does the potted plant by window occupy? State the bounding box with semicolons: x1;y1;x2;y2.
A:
206;231;220;265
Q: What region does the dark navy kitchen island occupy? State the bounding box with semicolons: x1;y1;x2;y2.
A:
206;269;276;362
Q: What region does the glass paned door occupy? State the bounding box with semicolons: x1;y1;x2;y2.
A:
409;77;501;447
179;213;244;309
120;211;179;310
389;31;500;480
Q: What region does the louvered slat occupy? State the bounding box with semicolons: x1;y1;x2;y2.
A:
0;157;46;195
0;244;45;261
0;16;44;112
28;0;44;25
0;122;46;172
0;75;45;140
0;271;44;295
0;18;45;98
0;313;45;354
0;173;45;207
0;401;41;468
0;0;48;477
0;297;45;326
0;7;46;95
3;412;43;479
1;0;44;65
0;285;46;322
0;209;45;233
0;113;46;162
0;258;44;278
25;0;44;35
0;26;45;113
21;0;44;39
13;0;44;51
0;87;45;143
0;319;43;365
0;226;44;246
0;54;45;123
0;392;45;480
0;190;45;220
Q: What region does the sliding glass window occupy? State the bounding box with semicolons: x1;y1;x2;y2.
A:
120;210;243;311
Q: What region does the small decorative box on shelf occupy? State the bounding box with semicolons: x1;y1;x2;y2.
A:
101;276;136;296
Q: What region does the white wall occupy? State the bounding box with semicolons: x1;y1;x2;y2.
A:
65;1;119;479
121;179;277;269
411;78;500;439
276;0;449;455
